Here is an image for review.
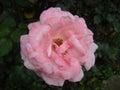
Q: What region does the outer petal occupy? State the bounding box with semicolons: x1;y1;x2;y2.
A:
80;43;98;70
36;72;65;86
89;43;98;53
73;16;88;38
28;23;50;49
40;7;74;26
70;67;84;82
20;35;35;70
20;35;29;61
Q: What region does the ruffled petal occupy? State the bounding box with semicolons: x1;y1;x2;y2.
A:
40;7;74;26
40;73;65;86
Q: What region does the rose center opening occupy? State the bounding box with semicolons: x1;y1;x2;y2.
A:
52;38;63;51
51;38;68;56
53;38;63;46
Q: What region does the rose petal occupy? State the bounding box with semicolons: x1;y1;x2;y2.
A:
41;73;64;86
20;7;98;86
29;24;50;51
40;7;74;26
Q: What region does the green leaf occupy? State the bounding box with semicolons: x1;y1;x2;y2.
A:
0;25;10;37
94;16;101;25
18;23;27;29
91;65;99;73
2;17;16;27
0;38;12;56
106;14;115;22
108;47;118;60
113;23;120;32
98;43;118;60
11;29;26;43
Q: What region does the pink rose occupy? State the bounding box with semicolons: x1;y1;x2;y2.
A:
20;7;98;86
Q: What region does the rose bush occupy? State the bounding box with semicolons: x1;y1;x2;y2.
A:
20;7;98;86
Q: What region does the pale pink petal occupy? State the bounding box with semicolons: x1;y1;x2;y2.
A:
70;67;84;82
41;73;65;86
20;35;29;60
47;44;52;57
28;21;41;30
69;35;85;55
79;43;98;70
56;41;69;55
20;35;36;70
89;43;98;53
40;7;74;26
73;16;88;37
50;51;67;67
24;60;35;70
28;24;50;51
41;62;53;74
20;7;98;86
83;52;95;70
84;43;98;70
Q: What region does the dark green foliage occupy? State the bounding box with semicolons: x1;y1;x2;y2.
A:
2;17;16;27
0;25;10;37
0;0;120;90
94;16;101;25
11;28;26;43
0;39;12;56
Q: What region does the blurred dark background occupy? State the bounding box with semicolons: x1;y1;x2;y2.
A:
0;0;120;90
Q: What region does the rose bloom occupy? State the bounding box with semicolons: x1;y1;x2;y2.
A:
20;7;98;86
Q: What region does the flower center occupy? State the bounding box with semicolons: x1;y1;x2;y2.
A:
53;38;63;46
51;38;68;56
52;38;63;51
